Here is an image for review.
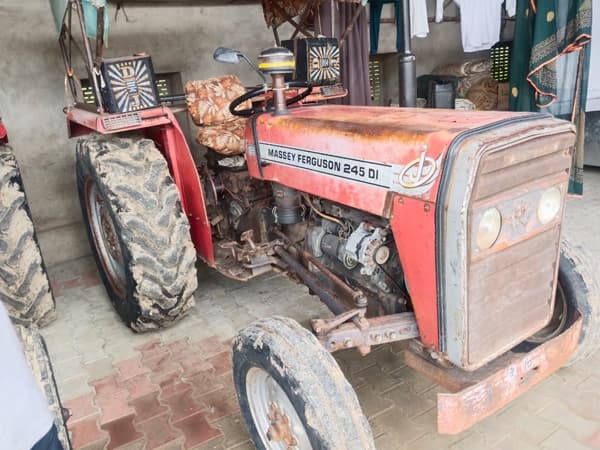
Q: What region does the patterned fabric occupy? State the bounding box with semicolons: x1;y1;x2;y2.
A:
262;0;309;27
185;75;249;155
196;120;246;156
185;75;250;126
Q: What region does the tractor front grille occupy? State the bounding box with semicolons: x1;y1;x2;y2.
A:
439;117;575;371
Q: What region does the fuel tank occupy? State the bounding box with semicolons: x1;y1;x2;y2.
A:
246;105;576;370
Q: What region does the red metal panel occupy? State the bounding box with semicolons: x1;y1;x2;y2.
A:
405;313;582;434
144;110;214;264
389;196;439;347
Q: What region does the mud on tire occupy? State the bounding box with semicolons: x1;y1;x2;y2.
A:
232;316;376;450
522;236;600;364
559;237;600;364
76;136;197;331
0;144;56;326
16;324;71;449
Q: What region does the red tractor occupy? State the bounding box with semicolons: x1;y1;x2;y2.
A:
57;1;599;448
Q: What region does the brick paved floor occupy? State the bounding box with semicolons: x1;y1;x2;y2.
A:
43;168;600;450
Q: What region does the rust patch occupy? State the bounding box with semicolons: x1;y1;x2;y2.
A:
405;313;582;434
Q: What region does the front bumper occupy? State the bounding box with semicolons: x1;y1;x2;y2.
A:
405;312;582;435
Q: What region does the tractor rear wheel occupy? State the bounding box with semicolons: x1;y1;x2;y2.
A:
0;144;56;326
232;316;375;450
525;236;600;364
76;136;197;331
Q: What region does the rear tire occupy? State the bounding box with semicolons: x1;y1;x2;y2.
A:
0;144;56;326
76;136;197;331
232;316;375;450
525;236;600;364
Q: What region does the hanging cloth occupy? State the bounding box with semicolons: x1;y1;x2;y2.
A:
505;0;517;17
454;0;504;52
509;0;592;194
369;0;402;54
369;0;428;55
435;0;445;22
320;1;372;105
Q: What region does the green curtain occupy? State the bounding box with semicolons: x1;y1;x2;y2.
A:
509;0;592;195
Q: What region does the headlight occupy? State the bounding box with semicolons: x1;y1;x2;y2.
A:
537;187;562;225
476;208;502;250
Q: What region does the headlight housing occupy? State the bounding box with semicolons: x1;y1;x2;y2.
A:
537;186;562;225
476;207;502;250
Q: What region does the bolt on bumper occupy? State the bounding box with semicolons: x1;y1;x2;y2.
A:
405;312;583;435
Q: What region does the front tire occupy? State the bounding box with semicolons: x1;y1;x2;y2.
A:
76;136;197;331
232;316;375;450
526;236;600;364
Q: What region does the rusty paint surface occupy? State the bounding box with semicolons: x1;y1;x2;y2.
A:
405;313;582;435
246;106;538;349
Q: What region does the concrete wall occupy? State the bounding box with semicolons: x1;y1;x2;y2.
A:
0;1;275;266
373;2;464;105
0;1;468;267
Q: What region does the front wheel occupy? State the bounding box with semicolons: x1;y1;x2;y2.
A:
525;236;600;364
232;316;375;450
76;136;197;331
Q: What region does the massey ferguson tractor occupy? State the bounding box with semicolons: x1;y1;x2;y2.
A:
56;1;599;448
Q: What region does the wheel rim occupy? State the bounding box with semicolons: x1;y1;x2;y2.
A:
246;367;312;450
527;282;568;343
84;179;126;297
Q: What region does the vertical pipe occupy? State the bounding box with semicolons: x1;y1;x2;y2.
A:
398;0;417;107
74;0;104;112
271;74;288;115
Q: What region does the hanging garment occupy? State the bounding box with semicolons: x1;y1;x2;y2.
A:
454;0;503;52
370;0;402;54
436;0;445;22
411;0;430;38
369;0;429;54
509;0;592;195
505;0;517;17
320;1;372;105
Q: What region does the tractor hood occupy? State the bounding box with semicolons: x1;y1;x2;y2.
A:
247;105;538;213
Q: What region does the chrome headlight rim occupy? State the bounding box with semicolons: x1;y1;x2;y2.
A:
475;207;502;250
537;186;562;225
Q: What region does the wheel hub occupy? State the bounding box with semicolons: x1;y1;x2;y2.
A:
98;198;123;265
267;401;298;448
245;367;311;450
85;179;126;296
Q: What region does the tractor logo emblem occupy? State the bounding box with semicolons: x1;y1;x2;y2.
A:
399;151;437;188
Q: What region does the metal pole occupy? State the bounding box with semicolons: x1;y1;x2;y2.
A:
398;0;416;107
74;0;104;112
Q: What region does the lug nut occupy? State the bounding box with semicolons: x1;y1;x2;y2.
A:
373;334;382;343
344;338;353;348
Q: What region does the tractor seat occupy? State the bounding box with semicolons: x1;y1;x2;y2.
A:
185;75;251;155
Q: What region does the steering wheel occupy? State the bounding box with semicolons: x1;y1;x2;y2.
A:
229;81;313;117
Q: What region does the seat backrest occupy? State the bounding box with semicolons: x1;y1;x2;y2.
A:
185;75;250;127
